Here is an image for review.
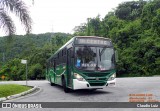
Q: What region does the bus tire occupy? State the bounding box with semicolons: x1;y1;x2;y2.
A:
62;77;70;93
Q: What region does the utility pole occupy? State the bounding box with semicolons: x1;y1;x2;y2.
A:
26;61;28;86
21;60;28;86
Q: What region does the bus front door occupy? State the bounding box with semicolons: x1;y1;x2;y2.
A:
67;48;72;87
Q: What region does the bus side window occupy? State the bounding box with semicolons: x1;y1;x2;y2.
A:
57;53;59;65
60;51;62;64
70;47;74;58
64;48;66;55
59;52;61;65
52;59;54;68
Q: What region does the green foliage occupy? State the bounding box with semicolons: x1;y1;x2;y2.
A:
141;0;160;30
73;23;87;36
73;0;160;77
152;9;160;35
0;32;72;80
115;0;146;20
87;15;101;36
28;63;43;80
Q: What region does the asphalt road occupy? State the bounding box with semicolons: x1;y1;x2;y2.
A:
1;77;160;111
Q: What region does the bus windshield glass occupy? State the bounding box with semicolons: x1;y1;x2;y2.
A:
75;46;115;71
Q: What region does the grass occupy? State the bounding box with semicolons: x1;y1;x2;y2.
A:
0;84;31;98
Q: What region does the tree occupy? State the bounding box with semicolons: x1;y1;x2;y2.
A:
73;23;87;36
0;0;32;36
88;15;101;36
115;1;146;20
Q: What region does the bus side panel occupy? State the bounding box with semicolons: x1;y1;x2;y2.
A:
55;65;61;85
49;68;55;83
54;64;66;86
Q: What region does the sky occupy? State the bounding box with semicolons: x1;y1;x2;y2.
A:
0;0;133;36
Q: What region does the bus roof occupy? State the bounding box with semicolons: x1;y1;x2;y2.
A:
75;36;111;40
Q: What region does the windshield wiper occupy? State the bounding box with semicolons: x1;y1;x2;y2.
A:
100;47;107;56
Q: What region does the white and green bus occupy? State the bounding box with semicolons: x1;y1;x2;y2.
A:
46;36;117;93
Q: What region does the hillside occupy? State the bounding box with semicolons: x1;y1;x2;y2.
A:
0;33;72;80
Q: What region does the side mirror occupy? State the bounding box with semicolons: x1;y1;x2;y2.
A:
115;50;118;62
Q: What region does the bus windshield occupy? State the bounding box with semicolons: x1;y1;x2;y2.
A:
75;46;115;71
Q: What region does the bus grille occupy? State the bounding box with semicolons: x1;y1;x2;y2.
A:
87;78;107;81
84;73;109;77
89;83;106;86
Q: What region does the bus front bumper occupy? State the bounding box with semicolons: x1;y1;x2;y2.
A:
73;79;116;90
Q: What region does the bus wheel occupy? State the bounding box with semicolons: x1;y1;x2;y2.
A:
62;78;70;93
50;78;55;86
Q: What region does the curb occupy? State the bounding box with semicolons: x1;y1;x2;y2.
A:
0;86;37;102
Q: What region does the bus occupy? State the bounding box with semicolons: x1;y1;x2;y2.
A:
46;36;117;93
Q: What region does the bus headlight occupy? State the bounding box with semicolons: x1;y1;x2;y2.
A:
74;73;86;81
108;73;116;81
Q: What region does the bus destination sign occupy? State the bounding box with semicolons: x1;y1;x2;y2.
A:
75;38;112;46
